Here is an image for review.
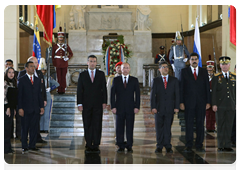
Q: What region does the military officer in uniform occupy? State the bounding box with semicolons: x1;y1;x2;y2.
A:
52;27;73;94
169;31;190;81
106;62;126;143
155;46;168;64
205;59;216;132
212;56;236;152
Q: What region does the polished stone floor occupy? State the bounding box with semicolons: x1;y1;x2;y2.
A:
4;95;236;165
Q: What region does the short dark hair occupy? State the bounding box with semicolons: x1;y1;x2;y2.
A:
88;55;97;61
5;59;13;64
159;61;169;68
190;52;199;59
25;61;34;68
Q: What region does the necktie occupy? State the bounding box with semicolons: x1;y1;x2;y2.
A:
30;76;33;85
225;73;228;81
91;71;94;82
124;77;127;88
163;77;167;89
194;68;197;80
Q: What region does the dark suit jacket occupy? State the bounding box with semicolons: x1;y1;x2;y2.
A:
17;74;44;113
77;69;107;108
180;67;210;109
18;69;47;102
151;75;180;113
111;75;140;113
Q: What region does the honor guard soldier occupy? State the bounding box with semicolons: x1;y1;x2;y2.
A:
212;56;236;152
155;46;167;64
169;31;190;81
205;57;216;132
52;27;73;94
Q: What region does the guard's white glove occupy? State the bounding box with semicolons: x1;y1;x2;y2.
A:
171;64;175;72
46;87;51;92
64;57;69;61
183;58;188;62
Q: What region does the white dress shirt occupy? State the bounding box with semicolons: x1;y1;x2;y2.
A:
88;68;96;78
122;74;129;83
161;74;169;83
26;73;34;82
190;66;199;76
222;71;229;79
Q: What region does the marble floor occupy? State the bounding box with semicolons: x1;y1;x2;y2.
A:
4;95;236;166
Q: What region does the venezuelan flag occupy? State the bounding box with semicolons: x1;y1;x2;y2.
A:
32;16;42;65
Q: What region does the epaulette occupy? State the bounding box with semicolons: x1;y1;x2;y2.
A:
107;75;114;78
214;73;221;76
230;72;236;76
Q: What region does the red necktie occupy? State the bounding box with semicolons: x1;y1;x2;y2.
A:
194;68;197;80
30;76;33;85
91;71;94;82
124;77;127;88
163;77;167;89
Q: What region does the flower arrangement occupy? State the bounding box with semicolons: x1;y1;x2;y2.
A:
102;35;132;75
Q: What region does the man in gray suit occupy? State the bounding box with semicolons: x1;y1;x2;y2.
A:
151;61;180;153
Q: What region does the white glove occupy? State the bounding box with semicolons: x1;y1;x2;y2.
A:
46;87;51;92
171;64;175;72
183;58;188;62
64;57;69;61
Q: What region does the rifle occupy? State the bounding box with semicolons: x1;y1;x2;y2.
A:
212;36;218;73
64;23;68;60
180;15;185;58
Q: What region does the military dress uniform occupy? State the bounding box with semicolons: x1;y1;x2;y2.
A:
169;31;190;81
52;29;73;94
212;56;236;151
155;46;168;64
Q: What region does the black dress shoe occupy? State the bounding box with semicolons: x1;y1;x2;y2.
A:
155;148;162;153
224;148;234;152
117;148;125;153
183;147;192;153
37;139;47;144
92;148;101;154
127;148;133;153
166;148;173;153
22;148;29;154
217;148;224;152
85;148;93;154
196;147;205;152
29;147;39;151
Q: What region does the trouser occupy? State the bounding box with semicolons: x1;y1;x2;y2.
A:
184;105;206;148
116;111;135;149
216;109;235;148
206;107;216;130
56;67;67;93
112;112;127;141
21;111;40;149
82;107;103;149
155;112;174;149
4;106;14;153
231;112;236;143
40;92;52;131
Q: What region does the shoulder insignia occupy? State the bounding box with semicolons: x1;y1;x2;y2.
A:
214;73;221;76
230;72;236;76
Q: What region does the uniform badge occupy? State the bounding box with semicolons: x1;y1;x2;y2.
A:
218;76;222;84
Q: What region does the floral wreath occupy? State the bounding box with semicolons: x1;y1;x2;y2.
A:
102;35;132;75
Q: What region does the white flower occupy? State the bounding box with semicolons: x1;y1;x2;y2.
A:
110;51;113;54
117;46;120;49
117;52;119;55
113;52;116;55
110;44;114;47
114;59;118;62
112;48;115;51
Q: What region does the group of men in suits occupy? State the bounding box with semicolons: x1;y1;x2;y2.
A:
77;55;140;154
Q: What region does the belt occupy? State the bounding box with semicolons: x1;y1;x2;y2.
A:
54;56;64;59
174;56;184;59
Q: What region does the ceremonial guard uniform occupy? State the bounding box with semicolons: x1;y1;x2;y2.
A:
169;31;190;80
212;56;236;152
155;46;168;64
52;27;73;94
205;60;216;132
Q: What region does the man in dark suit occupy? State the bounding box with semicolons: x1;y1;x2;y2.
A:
111;63;140;153
77;55;107;154
18;56;47;144
212;56;236;152
151;61;180;153
18;61;44;153
180;52;211;153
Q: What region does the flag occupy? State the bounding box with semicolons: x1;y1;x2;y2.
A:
32;17;42;66
193;17;202;67
230;5;236;46
36;5;55;46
